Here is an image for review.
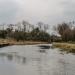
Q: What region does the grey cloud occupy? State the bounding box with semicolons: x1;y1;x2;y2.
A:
0;0;19;23
61;0;75;17
0;0;75;26
0;0;63;24
15;0;63;24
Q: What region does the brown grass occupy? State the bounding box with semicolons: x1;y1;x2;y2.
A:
53;42;75;49
0;39;48;45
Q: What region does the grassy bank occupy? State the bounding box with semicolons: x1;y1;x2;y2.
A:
53;42;75;53
53;42;75;49
0;39;49;46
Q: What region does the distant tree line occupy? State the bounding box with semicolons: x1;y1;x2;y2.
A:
0;21;50;42
2;20;74;42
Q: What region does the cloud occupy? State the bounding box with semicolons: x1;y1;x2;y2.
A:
0;0;19;23
0;0;75;26
60;0;75;21
15;0;63;24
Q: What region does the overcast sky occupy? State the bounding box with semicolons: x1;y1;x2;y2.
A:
0;0;75;26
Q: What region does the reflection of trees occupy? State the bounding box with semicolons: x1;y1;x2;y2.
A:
36;48;49;75
22;57;26;64
7;54;13;61
0;53;26;64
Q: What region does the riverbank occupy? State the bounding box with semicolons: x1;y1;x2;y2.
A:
53;42;75;53
53;42;75;49
0;39;49;48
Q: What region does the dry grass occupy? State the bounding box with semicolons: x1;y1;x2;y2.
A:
0;39;48;45
53;42;75;49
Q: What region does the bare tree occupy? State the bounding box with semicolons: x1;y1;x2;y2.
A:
57;23;70;36
44;24;49;32
54;23;72;41
16;22;22;31
62;28;72;41
22;21;27;32
37;22;44;31
8;24;14;31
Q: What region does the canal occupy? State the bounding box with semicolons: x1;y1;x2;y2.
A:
0;44;75;75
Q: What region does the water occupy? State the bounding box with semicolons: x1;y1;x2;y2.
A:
0;44;75;75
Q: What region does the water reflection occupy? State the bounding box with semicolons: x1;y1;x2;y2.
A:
0;52;26;64
38;45;50;49
7;54;13;61
38;50;46;53
60;49;75;54
38;45;50;53
0;45;75;75
22;57;26;63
